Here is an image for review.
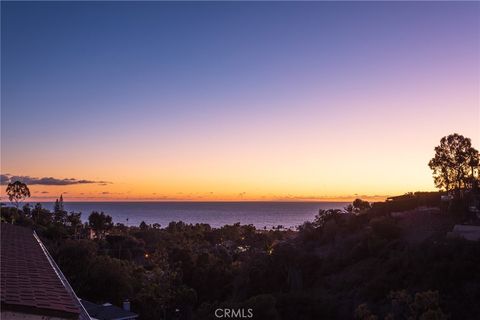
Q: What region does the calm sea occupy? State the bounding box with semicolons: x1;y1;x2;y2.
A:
30;202;348;229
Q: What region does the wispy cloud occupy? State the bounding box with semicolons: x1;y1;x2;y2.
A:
0;174;111;186
271;194;389;201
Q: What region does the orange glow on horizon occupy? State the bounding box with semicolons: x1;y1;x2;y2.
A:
0;181;425;203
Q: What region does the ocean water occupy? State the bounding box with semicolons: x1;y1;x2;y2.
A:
32;202;348;229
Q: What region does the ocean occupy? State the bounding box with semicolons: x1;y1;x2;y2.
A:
32;201;348;229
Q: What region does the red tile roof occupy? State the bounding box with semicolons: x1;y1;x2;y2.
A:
1;223;81;318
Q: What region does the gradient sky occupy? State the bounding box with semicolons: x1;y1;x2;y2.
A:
1;1;479;201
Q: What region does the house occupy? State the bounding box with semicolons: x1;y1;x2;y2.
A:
448;224;480;241
1;223;91;320
80;299;138;320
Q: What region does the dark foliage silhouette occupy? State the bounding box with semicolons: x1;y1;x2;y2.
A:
429;133;479;193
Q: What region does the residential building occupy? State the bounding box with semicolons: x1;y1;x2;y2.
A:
80;300;138;320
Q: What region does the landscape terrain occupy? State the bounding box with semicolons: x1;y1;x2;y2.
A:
2;133;480;320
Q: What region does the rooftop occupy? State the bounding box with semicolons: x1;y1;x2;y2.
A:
80;299;138;320
1;223;87;319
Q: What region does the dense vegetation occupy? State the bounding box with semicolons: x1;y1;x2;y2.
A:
2;191;480;320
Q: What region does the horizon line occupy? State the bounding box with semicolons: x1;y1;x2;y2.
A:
0;196;394;203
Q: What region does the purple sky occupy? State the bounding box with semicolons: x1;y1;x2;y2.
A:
1;2;479;201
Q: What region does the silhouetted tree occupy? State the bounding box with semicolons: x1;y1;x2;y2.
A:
22;203;32;217
428;133;479;194
33;202;52;225
88;211;113;239
314;209;343;228
467;147;480;189
139;221;149;230
67;212;82;239
54;194;65;212
6;181;31;221
345;199;371;214
54;194;68;224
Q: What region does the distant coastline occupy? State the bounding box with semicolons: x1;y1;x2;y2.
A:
9;201;350;229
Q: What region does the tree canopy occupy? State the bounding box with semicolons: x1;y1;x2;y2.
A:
6;181;31;210
428;133;479;193
88;211;113;238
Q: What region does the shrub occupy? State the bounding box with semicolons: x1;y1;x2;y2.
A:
370;217;401;240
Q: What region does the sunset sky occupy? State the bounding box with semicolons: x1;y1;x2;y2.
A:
1;2;479;202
